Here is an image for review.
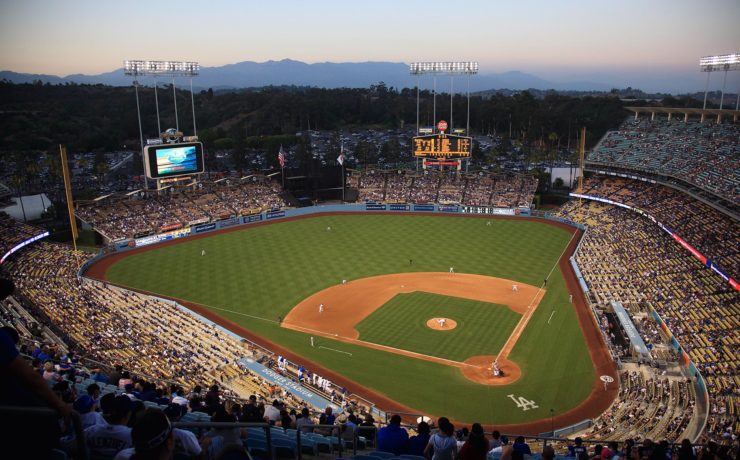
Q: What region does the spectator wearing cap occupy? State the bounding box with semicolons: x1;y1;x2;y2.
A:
377;414;409;455
75;394;107;430
113;409;174;460
85;395;133;460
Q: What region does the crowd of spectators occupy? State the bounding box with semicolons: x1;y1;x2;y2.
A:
354;170;537;208
0;211;45;258
585;368;695;443
588;118;740;204
553;193;738;443
76;175;287;241
578;176;740;284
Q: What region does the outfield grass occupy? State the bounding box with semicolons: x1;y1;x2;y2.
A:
103;214;594;424
356;292;520;361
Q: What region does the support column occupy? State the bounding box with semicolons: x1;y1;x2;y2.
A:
702;72;711;109
719;69;728;109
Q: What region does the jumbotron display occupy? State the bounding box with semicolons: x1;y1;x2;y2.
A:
144;142;205;179
413;134;471;158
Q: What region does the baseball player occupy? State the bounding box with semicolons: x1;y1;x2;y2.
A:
512;284;518;292
201;249;206;256
319;303;324;313
449;266;454;274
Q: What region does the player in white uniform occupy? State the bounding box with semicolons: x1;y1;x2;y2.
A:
449;266;454;274
201;249;206;256
512;284;518;292
319;303;324;313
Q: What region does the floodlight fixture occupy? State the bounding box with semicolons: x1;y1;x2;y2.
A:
699;54;740;72
124;60;200;77
124;60;201;190
698;53;740;110
409;61;479;75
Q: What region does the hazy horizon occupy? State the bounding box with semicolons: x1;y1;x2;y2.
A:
1;0;739;93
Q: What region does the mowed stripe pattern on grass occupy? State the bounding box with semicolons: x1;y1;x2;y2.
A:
104;215;593;424
356;292;520;362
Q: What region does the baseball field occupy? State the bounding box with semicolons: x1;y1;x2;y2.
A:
88;213;618;431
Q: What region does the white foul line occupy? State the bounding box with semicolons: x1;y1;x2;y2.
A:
318;346;353;356
547;310;555;324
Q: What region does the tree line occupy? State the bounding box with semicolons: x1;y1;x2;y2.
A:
0;81;634;157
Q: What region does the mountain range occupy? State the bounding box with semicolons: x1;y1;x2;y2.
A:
1;59;618;92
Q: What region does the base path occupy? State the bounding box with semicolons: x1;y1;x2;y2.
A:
282;272;542;385
283;272;539;338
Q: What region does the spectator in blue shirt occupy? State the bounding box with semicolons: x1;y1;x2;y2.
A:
377;414;409;455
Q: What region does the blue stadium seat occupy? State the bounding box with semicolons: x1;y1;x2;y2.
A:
272;438;297;459
400;455;426;460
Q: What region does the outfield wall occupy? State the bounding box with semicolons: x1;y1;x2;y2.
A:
81;204;556;265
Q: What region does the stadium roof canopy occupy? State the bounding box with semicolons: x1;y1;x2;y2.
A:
624;106;740;122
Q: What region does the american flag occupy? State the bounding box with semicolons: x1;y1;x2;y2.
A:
337;144;345;166
278;145;285;168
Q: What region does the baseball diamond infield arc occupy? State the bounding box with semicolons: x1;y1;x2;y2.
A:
84;212;619;433
281;272;541;385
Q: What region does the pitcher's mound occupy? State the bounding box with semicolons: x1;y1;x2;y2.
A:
461;355;522;385
426;317;457;330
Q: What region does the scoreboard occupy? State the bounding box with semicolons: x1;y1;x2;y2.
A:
413;134;471;158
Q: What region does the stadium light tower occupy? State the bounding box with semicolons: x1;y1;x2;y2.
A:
699;53;740;110
124;60;200;189
409;62;479;135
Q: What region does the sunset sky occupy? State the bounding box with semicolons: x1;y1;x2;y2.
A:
1;0;738;92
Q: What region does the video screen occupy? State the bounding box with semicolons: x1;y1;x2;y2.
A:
156;145;198;175
144;142;204;179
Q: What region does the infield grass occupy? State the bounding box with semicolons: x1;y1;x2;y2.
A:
356;291;520;361
103;214;594;424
